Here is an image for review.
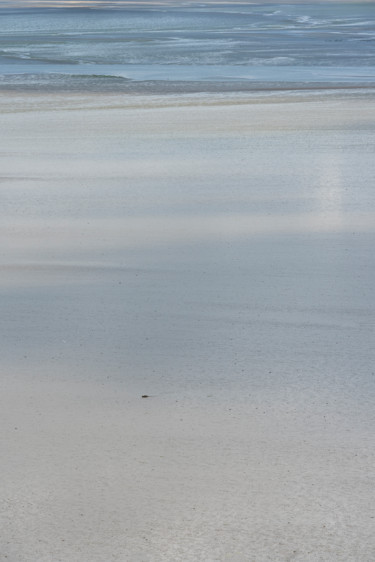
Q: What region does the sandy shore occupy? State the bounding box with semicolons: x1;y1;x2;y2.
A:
1;92;375;561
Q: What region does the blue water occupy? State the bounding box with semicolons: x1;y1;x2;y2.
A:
0;2;374;92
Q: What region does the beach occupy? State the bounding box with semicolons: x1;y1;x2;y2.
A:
1;91;375;561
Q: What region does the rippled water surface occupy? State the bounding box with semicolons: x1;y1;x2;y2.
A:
0;1;374;91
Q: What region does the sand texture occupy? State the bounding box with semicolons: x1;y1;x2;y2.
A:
1;93;375;561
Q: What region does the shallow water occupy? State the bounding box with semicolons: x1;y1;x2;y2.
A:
1;2;374;91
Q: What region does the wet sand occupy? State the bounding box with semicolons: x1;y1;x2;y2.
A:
1;92;375;561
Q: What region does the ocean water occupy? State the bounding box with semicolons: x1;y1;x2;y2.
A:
0;1;374;92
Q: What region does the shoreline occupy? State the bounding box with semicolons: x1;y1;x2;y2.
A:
1;85;375;115
1;81;375;98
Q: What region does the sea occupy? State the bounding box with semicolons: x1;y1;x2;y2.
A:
0;1;374;93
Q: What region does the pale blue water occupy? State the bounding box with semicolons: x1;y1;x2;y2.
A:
0;2;374;91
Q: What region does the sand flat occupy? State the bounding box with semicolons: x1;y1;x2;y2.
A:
1;93;375;561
